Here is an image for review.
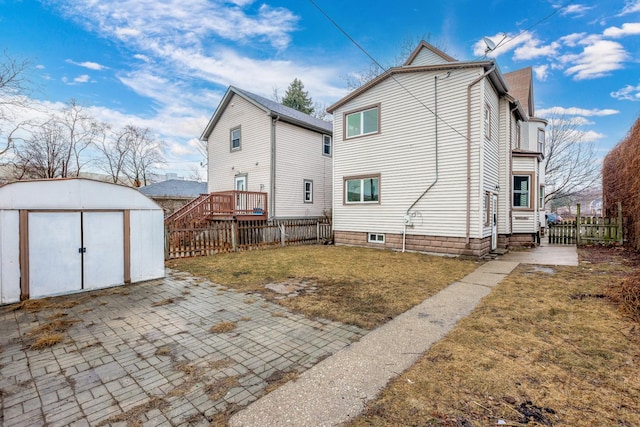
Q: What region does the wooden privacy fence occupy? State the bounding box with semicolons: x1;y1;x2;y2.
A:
165;218;332;259
548;202;624;245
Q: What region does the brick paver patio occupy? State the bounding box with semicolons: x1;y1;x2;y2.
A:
0;270;365;426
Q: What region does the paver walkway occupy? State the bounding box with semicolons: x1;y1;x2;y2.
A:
230;243;579;426
0;270;365;426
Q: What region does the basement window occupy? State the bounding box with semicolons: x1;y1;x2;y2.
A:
368;233;385;244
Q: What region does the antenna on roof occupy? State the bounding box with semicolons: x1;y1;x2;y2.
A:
483;37;497;57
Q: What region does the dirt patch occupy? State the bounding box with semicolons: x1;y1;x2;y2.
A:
264;370;299;393
205;375;240;401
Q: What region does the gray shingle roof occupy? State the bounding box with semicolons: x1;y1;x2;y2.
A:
232;87;333;133
139;180;207;198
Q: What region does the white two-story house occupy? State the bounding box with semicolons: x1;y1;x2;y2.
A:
327;41;545;257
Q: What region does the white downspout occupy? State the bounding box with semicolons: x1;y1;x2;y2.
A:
403;75;442;252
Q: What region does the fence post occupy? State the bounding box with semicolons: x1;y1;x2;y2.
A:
617;201;623;245
164;225;170;261
280;223;286;247
231;222;237;251
316;222;320;243
576;203;581;246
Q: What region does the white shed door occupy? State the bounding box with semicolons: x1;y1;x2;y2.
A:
29;212;82;298
83;212;124;290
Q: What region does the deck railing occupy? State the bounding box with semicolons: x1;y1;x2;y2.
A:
165;191;267;229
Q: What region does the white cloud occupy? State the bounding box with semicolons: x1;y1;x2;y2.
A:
577;130;606;142
559;32;587;47
561;4;594;16
611;83;640;101
36;64;45;70
562;39;627;80
619;0;640;15
473;31;559;60
533;65;549;81
603;23;640;38
537;106;620;117
66;59;107;70
74;74;90;83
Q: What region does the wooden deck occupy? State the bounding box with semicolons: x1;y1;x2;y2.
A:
165;191;267;228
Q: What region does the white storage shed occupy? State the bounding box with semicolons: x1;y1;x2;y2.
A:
0;178;165;303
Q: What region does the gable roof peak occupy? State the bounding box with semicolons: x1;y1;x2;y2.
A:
404;40;457;66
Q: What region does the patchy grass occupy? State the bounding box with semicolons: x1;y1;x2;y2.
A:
264;370;299;394
349;246;640;427
205;375;240;401
167;245;479;329
96;396;169;426
151;297;184;307
25;317;80;350
11;298;79;312
210;321;237;333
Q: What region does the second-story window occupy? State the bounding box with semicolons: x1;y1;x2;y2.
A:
537;128;545;154
345;105;379;138
323;134;332;156
484;104;491;139
230;127;241;151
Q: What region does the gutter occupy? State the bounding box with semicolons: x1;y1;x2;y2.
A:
466;65;495;246
403;75;441;252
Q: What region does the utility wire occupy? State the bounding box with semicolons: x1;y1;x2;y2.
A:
308;0;571;138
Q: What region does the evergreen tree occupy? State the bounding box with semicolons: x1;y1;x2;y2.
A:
281;78;314;115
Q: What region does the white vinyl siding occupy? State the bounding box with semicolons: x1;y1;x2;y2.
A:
480;85;500;238
333;68;490;238
208;94;272;194
274;121;332;217
406;47;452;66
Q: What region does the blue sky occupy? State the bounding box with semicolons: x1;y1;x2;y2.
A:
1;0;640;179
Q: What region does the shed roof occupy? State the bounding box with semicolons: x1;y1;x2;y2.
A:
201;86;332;140
0;178;162;210
139;179;207;199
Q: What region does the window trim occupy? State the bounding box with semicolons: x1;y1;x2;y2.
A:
484;104;491;139
539;184;545;211
537;128;545;154
343;103;381;140
303;179;313;203
230;126;241;152
484;191;491;226
512;173;534;211
343;174;381;205
322;134;332;157
516;122;521;149
367;233;385;244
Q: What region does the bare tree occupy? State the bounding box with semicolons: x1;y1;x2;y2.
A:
58;99;101;176
12;119;68;178
345;34;449;90
0;50;32;156
121;125;165;187
543;113;601;207
94;124;130;183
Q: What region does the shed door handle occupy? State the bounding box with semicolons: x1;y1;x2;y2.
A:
78;247;86;253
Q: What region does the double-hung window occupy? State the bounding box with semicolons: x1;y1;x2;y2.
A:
344;175;380;203
230;127;241;151
537;128;545;154
345;105;379;138
323;135;332;156
513;175;531;208
303;179;313;203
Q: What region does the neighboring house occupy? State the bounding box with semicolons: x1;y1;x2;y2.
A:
326;41;546;257
201;86;332;219
139;179;207;216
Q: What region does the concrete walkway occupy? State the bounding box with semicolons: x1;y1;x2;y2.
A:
230;243;579;427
